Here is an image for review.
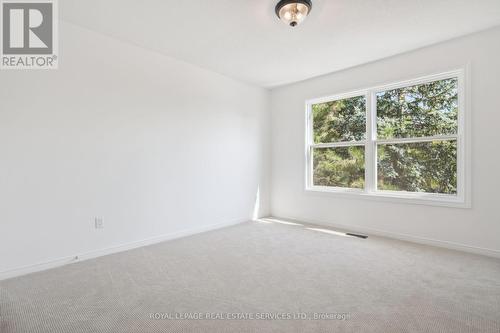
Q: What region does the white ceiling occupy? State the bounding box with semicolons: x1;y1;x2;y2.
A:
61;0;500;88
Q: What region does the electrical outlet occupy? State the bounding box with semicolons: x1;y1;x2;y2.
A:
94;217;104;229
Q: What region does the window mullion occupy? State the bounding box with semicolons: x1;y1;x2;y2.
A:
365;91;377;193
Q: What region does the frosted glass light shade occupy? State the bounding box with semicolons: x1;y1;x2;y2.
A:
275;0;312;27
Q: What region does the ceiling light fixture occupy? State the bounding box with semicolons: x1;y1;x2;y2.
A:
275;0;312;27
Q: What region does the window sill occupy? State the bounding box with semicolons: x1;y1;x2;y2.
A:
305;186;470;208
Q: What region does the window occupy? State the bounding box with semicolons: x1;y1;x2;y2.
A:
305;70;469;207
311;95;366;189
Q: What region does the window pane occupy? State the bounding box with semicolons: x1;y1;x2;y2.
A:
377;78;458;139
312;96;366;143
377;140;457;194
313;146;365;189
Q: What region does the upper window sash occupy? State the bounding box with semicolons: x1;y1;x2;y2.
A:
375;77;458;140
311;94;366;144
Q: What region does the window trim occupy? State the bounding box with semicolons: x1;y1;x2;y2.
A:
305;68;471;208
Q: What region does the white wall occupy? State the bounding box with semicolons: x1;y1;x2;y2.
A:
270;27;500;256
0;22;270;275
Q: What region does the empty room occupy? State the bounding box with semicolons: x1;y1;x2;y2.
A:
1;0;500;332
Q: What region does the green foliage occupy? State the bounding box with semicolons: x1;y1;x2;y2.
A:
377;141;457;194
313;147;365;189
312;96;366;143
311;79;458;194
377;78;458;138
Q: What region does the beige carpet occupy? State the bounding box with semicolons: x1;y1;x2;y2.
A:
1;219;500;333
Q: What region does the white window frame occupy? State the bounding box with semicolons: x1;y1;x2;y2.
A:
305;68;471;208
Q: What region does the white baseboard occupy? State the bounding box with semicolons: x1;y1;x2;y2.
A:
270;215;500;259
0;219;247;281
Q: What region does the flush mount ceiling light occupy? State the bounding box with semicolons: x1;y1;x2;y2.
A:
275;0;312;27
